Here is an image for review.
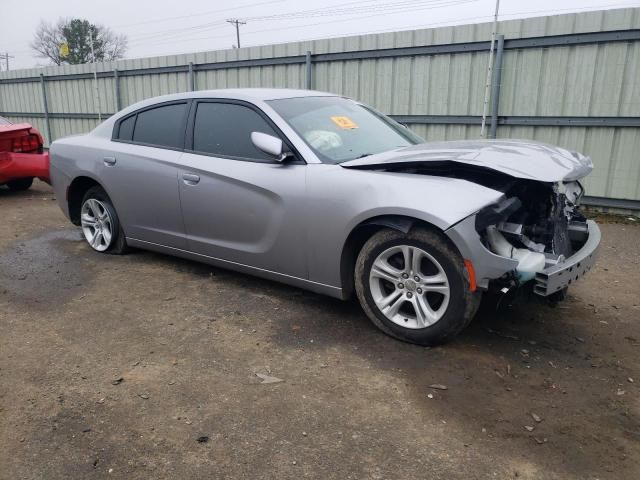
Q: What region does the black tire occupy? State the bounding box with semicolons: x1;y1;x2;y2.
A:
6;177;34;191
355;227;481;346
81;186;129;255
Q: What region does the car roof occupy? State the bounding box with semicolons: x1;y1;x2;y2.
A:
194;88;338;101
129;88;338;108
91;88;344;139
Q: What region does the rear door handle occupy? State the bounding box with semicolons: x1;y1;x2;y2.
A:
103;156;116;166
182;173;200;185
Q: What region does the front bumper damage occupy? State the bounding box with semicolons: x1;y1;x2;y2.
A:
446;214;601;294
445;214;518;290
533;220;601;296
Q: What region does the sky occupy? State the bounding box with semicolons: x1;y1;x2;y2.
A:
1;0;638;70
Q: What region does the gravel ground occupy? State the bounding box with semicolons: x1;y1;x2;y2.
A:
1;180;639;480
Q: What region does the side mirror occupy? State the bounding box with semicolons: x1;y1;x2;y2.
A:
251;132;292;162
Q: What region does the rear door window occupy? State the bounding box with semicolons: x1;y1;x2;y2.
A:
192;102;279;161
132;103;187;149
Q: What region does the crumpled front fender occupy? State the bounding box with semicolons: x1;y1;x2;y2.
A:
445;214;518;289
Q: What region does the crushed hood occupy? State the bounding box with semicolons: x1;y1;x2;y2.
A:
340;139;593;182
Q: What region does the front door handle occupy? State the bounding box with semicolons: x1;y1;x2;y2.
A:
182;173;200;185
103;156;116;166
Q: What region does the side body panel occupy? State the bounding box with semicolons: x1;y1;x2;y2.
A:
49;136;186;249
49;137;110;217
178;153;307;278
126;237;343;298
49;142;75;219
102;142;186;249
305;164;505;288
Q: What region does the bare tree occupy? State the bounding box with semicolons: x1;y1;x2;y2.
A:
100;29;128;62
31;19;67;65
31;18;128;65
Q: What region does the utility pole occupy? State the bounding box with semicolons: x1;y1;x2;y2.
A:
480;0;500;138
88;28;102;121
226;19;246;48
0;52;15;71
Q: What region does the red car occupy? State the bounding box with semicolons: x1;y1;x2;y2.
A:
0;116;50;191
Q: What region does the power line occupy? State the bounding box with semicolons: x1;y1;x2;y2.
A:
226;19;247;48
245;0;457;21
282;0;640;43
126;0;455;42
128;0;637;52
134;0;478;45
128;20;227;43
113;0;285;28
125;0;420;43
128;0;474;46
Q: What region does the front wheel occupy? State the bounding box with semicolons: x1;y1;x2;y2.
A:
355;227;481;346
80;186;128;254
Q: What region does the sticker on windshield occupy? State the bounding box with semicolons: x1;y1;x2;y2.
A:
331;116;359;129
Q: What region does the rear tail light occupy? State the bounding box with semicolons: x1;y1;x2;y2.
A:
12;134;42;153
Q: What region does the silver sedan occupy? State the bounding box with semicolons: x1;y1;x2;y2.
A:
50;89;600;345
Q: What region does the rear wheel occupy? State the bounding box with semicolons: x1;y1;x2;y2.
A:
355;227;481;346
80;186;128;254
6;177;33;191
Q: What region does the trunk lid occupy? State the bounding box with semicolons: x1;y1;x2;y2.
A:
0;123;33;137
340;139;592;182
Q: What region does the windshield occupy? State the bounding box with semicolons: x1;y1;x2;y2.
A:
0;116;11;125
267;96;423;163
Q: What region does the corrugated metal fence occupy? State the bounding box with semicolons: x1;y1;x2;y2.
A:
1;8;639;207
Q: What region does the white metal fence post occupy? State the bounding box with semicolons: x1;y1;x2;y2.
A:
39;73;52;146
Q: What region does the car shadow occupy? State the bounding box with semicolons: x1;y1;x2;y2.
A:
0;186;35;197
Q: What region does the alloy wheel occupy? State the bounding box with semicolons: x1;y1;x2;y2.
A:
80;198;113;252
369;245;450;329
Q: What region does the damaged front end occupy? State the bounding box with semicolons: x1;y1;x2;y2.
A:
341;139;601;300
472;179;601;297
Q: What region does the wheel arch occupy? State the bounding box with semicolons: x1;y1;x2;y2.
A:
67;176;103;225
339;214;462;299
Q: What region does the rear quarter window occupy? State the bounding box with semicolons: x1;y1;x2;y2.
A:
116;115;135;141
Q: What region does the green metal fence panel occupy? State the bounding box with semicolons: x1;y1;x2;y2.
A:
1;7;639;205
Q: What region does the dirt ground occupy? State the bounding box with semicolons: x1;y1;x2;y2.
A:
1;180;639;480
